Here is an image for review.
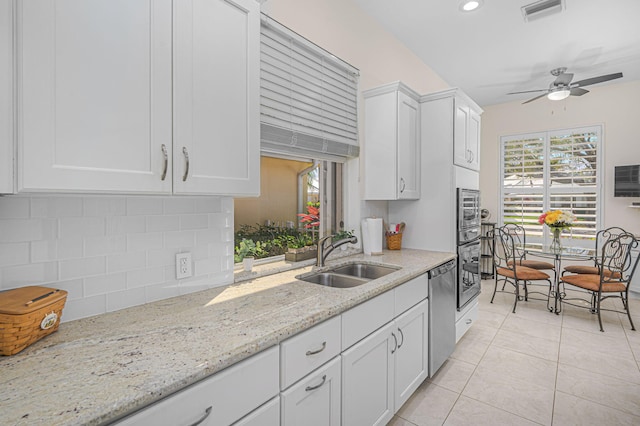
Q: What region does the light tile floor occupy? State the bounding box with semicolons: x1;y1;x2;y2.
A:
389;280;640;426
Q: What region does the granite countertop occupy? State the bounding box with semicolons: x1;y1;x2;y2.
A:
0;249;454;426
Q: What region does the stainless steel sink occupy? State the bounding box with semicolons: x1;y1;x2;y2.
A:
329;263;399;279
296;262;400;288
298;272;369;288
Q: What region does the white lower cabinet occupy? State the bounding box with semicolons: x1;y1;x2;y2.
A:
393;300;428;410
114;346;279;426
341;322;395;426
455;299;479;343
234;397;280;426
341;298;428;426
114;273;436;426
280;356;341;426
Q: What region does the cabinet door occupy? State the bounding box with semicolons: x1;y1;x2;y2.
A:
173;0;259;195
341;322;394;426
18;0;173;193
394;300;428;410
233;397;280;426
453;101;469;168
467;109;481;171
0;0;12;193
281;357;341;426
397;91;420;199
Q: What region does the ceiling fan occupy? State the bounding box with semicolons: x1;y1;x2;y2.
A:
508;67;623;104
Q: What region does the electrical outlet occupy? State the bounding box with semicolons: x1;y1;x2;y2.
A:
176;252;193;279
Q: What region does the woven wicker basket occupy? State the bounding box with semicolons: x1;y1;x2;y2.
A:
0;286;67;356
386;233;403;250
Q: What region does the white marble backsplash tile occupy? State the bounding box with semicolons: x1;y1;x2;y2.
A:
0;195;234;321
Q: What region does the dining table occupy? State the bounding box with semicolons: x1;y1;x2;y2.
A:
518;243;596;313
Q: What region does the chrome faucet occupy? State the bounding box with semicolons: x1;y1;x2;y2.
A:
317;234;358;267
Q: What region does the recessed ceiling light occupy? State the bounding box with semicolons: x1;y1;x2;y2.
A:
459;0;483;12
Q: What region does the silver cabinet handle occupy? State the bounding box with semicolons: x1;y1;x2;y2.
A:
182;147;190;182
160;144;168;181
391;332;398;354
397;327;404;349
306;341;327;356
400;177;406;193
466;319;472;325
305;374;327;392
189;406;212;426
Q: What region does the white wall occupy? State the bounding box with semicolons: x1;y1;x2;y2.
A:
0;195;234;321
480;80;640;236
262;0;450;233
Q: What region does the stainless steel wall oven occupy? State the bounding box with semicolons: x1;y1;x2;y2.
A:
456;188;481;309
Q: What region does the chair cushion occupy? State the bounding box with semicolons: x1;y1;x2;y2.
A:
563;265;599;274
560;274;627;293
497;265;550;280
563;265;622;279
508;259;555;270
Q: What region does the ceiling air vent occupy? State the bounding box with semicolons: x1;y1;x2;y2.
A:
521;0;565;22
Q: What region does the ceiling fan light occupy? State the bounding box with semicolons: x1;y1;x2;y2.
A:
547;88;570;101
459;0;483;12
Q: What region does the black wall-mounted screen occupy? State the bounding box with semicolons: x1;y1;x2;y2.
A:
614;165;640;197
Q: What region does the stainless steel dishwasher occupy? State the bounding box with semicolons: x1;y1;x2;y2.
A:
428;259;457;376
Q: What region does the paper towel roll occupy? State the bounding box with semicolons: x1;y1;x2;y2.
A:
361;218;383;255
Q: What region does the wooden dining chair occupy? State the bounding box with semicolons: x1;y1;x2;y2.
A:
560;232;639;332
562;226;627;278
490;226;553;313
502;224;555;272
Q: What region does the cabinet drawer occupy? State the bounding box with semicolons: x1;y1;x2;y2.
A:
394;274;427;315
233;396;280;426
281;356;341;426
280;315;341;390
455;300;478;343
342;290;394;350
115;346;279;426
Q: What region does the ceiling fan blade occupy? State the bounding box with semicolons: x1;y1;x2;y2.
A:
553;72;574;86
507;89;547;95
522;93;548;104
573;72;623;87
570;87;589;96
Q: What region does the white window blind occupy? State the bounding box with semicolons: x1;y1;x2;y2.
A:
260;15;359;161
500;126;602;246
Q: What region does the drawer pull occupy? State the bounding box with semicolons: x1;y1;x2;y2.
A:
160;144;168;181
305;374;327;392
306;341;327;356
189;406;212;426
182;147;190;182
466;319;473;325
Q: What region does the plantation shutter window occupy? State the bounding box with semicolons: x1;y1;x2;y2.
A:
260;15;359;161
500;126;602;246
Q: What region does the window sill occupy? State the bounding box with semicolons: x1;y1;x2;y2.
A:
234;247;361;283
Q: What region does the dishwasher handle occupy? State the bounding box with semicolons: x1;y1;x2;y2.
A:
429;260;456;279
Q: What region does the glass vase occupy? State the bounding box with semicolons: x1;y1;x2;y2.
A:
550;227;562;250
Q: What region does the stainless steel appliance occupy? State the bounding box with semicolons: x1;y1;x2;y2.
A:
456;188;481;310
428;259;457;376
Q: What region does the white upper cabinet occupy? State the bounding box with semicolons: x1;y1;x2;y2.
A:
18;0;173;193
363;82;420;200
0;0;13;194
452;94;482;171
15;0;259;196
173;0;259;195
